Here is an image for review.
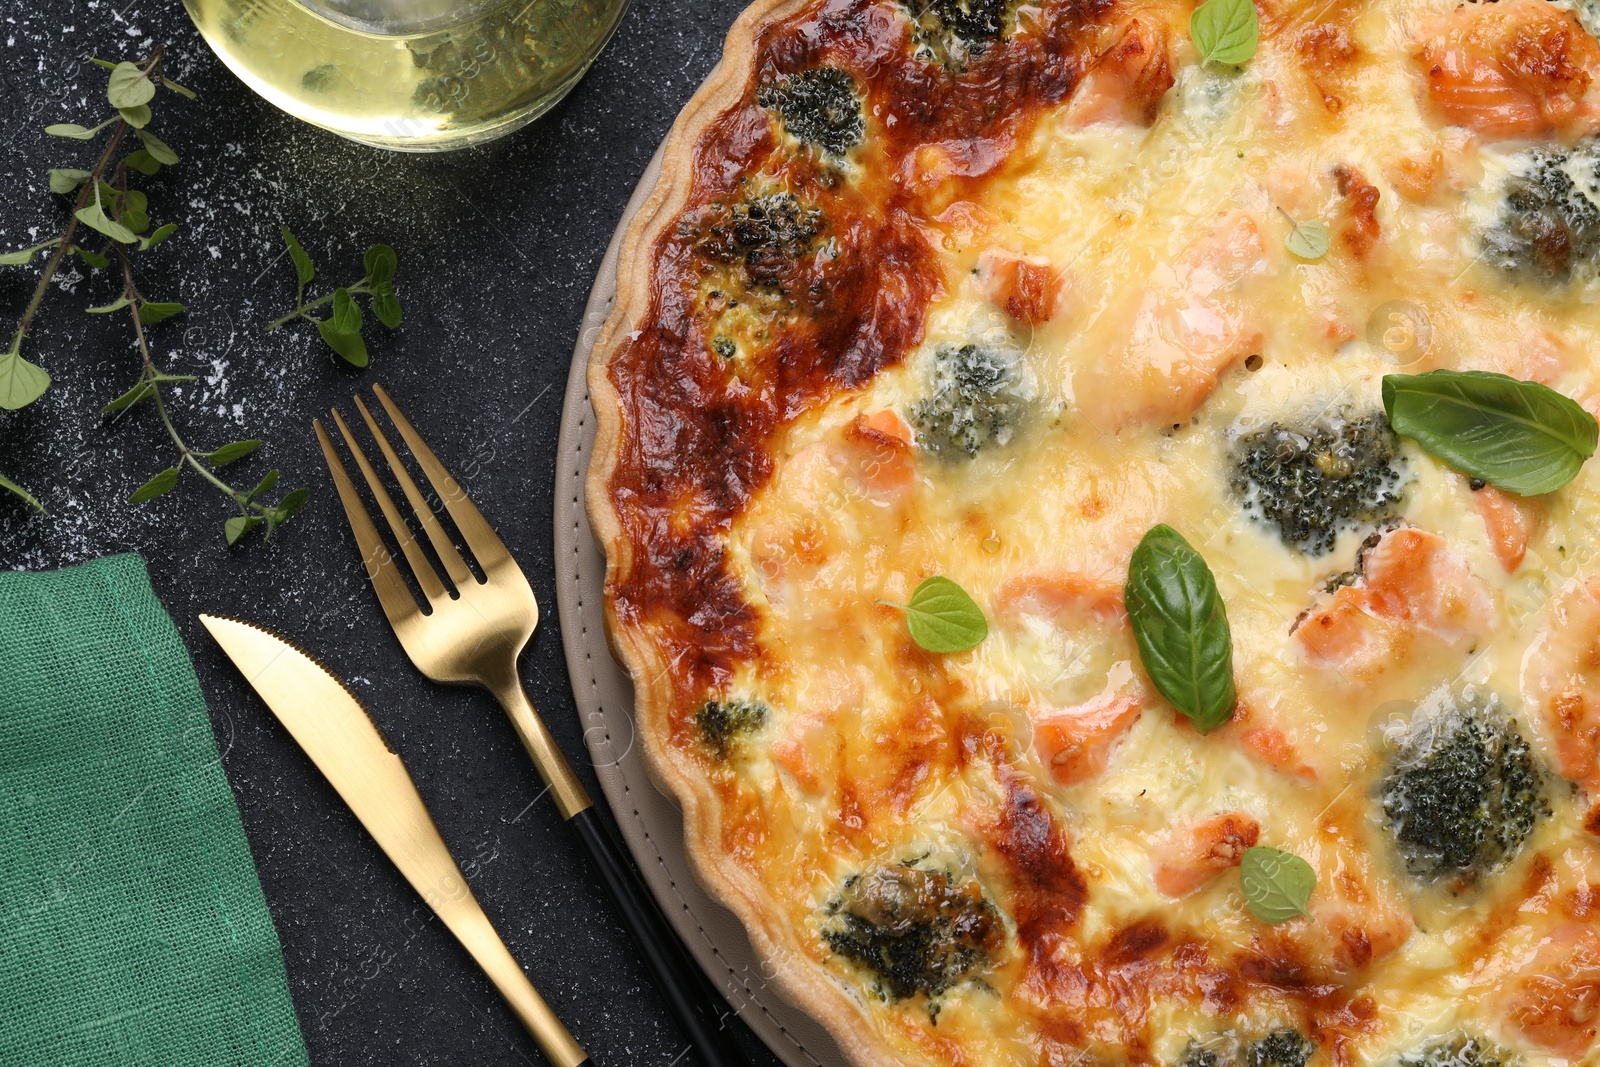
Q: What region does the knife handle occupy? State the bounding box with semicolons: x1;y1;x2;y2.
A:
491;680;750;1067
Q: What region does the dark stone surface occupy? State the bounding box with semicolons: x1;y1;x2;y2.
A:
0;2;781;1065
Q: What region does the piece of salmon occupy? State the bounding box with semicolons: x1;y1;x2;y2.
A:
1150;811;1261;898
1418;0;1600;140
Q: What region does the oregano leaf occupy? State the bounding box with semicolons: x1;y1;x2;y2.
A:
129;466;180;504
363;243;397;286
0;470;44;513
124;149;161;176
247;469;280;502
102;380;155;413
316;318;368;367
1284;219;1331;261
140;223;178;250
48;168;90;194
135;128;178;164
1240;846;1317;924
225;515;263;545
44;123;96;140
331;287;362;334
898;576;988;653
0;240;59;266
280;225;314;289
74;204;137;244
209;439;262;467
372;290;402;329
117;104;152;129
87;296;133;314
0;351;50;410
107;61;156;108
137;302;185;324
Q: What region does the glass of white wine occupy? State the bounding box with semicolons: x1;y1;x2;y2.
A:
183;0;629;151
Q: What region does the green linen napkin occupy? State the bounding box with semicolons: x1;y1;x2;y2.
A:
0;554;309;1066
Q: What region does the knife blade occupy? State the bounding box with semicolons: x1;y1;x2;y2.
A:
199;614;590;1067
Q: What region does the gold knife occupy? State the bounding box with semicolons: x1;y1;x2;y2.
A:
199;614;590;1067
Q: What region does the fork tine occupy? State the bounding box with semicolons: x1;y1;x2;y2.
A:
353;395;476;589
329;407;449;604
372;383;513;571
314;418;426;626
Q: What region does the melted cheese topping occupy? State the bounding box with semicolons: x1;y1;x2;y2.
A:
617;2;1600;1065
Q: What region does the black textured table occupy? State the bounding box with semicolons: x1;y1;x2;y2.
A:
0;3;781;1065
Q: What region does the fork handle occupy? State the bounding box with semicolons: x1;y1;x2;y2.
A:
569;807;749;1067
491;678;750;1067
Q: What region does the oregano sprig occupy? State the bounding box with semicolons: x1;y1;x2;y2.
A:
0;50;309;543
266;227;402;367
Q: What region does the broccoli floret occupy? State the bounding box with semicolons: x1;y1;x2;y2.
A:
908;0;1010;45
822;863;1001;1014
710;335;737;361
697;192;822;294
902;0;1011;67
1176;1029;1314;1067
1484;142;1600;285
695;698;768;758
1378;690;1548;883
1232;412;1404;555
909;343;1026;459
1246;1031;1314;1067
1397;1035;1509;1067
757;67;864;157
1574;0;1600;39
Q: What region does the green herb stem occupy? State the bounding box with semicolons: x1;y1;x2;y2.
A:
264;281;374;331
116;229;263;519
6;116;130;358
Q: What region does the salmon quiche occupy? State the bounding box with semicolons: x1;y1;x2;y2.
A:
585;1;1600;1065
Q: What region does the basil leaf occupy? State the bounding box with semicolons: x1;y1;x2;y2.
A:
903;576;988;653
1190;0;1259;66
1125;525;1237;732
1285;219;1330;261
1383;370;1598;496
1240;846;1316;924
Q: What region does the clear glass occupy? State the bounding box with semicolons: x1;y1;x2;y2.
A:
182;0;630;151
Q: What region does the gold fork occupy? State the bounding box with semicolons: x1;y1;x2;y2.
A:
314;386;748;1067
